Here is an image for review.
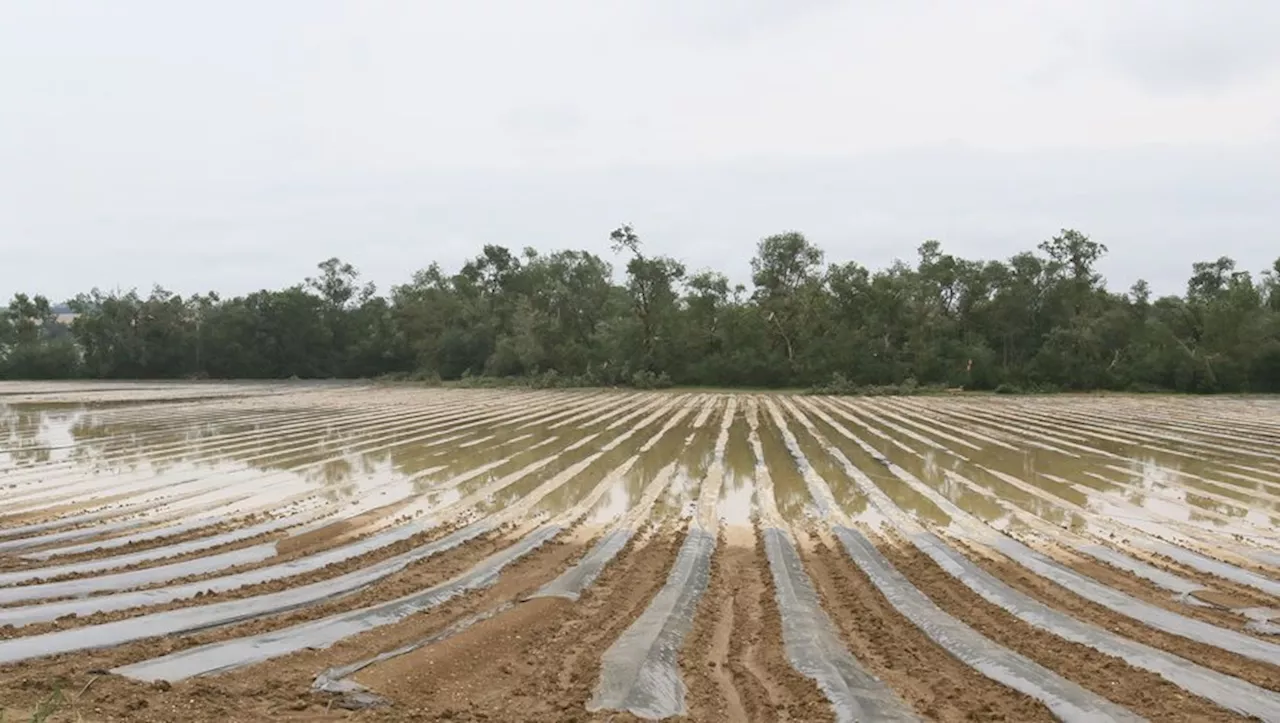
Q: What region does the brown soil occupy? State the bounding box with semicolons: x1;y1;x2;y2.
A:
0;514;272;582
272;504;409;559
957;540;1280;692
324;529;687;722
1155;545;1280;584
0;518;476;638
681;528;832;722
0;494;186;556
882;538;1251;721
10;390;1280;723
0;524;518;674
1142;551;1280;610
799;531;1055;722
1191;587;1277;612
1050;545;1278;635
0;484;206;532
0;498;132;529
0;524;593;722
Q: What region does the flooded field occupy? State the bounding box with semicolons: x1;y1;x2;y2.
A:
1;382;1279;721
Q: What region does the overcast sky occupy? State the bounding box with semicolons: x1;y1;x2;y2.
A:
2;0;1279;302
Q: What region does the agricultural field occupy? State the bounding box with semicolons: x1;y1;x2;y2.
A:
1;382;1279;722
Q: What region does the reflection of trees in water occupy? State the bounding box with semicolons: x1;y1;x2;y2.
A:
311;457;354;490
314;455;360;496
676;413;717;482
0;406;63;466
623;417;676;493
722;414;754;497
756;410;809;522
787;408;870;518
0;403;396;498
3;403;727;508
57;408;391;483
67;413;217;469
595;412;697;519
803;408;938;522
486;435;586;512
531;435;622;516
388;439;457;477
400;426;543;491
71;414;127;442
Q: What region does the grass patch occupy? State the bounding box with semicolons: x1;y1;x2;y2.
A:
29;688;65;723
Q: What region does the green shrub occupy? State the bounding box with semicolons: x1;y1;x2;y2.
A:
630;370;673;390
807;373;945;396
375;370;441;384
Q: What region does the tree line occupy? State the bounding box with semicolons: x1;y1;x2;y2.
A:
2;228;1279;393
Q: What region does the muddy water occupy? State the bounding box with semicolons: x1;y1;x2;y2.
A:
5;385;1280;722
7;396;566;506
719;412;756;526
813;398;1280;548
7;390;1280;548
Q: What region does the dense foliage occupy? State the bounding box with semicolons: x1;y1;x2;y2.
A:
3;228;1279;392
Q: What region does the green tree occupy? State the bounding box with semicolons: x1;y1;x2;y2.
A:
4;228;1277;394
750;231;826;382
610;224;686;375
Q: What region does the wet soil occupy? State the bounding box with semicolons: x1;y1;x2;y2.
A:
957;540;1280;692
1143;551;1280;610
0;523;519;675
7;388;1280;722
0;517;476;638
883;538;1251;721
1053;545;1277;635
272;503;408;558
0;496;187;549
343;525;686;722
0;514;270;582
0;525;592;721
799;531;1056;722
681;529;832;722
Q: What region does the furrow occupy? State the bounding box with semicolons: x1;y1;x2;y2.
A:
586;398;735;718
799;398;1280;664
110;399;706;682
748;399;920;723
791;396;1280;718
1;391;600;555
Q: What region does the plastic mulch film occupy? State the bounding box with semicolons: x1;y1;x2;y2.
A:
587;529;717;719
764;527;919;723
833;526;1145;723
113;524;564;682
908;529;1280;721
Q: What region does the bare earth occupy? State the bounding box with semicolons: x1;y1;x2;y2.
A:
1;382;1279;721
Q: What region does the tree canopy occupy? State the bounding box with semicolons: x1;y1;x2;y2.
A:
3;229;1279;393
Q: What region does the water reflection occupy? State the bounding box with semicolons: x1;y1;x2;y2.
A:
3;395;621;519
1;405;69;467
5;390;1280;560
718;411;756;527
